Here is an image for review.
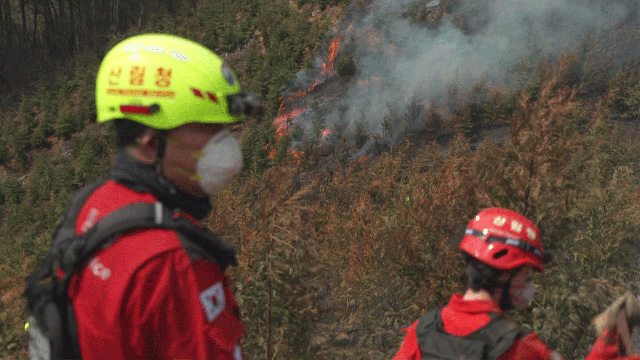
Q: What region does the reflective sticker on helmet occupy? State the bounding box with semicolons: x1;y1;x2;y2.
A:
222;65;236;86
526;227;537;240
170;49;189;62
123;43;142;52
191;88;204;98
107;88;175;98
493;216;507;226
155;68;172;87
511;220;523;233
130;66;146;86
145;45;166;54
109;67;122;85
505;238;519;246
120;105;158;115
207;92;218;103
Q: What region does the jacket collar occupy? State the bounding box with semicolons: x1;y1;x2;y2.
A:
111;151;212;220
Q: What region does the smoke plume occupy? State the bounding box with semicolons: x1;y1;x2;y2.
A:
277;0;639;152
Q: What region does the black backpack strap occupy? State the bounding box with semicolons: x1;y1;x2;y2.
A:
50;180;108;255
61;201;173;276
61;202;238;274
415;307;530;360
25;179;108;301
174;218;237;271
416;307;488;360
470;313;530;360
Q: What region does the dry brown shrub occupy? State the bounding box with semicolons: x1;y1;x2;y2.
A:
209;56;640;359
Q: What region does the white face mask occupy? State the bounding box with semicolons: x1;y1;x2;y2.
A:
195;129;243;194
512;280;535;309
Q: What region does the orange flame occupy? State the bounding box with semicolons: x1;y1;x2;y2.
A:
269;36;342;158
291;149;305;162
321;37;342;77
273;108;308;137
274;36;342;138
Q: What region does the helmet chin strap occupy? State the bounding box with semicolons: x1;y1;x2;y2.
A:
155;130;168;161
497;276;515;311
153;131;177;195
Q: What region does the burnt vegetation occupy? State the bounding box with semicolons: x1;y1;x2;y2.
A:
1;0;640;359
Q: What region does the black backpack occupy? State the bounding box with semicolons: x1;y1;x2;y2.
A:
23;180;237;360
415;307;530;360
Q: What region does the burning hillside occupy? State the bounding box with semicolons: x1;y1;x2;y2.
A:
267;0;639;162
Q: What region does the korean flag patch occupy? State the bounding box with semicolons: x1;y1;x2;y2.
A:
200;282;226;322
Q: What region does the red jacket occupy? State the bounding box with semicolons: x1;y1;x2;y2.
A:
393;294;639;360
68;179;244;360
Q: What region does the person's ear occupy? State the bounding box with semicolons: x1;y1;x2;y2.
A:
131;129;161;163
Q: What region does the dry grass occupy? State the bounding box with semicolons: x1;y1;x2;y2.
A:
2;36;640;360
202;59;640;358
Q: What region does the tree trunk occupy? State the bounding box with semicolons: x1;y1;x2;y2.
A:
0;1;5;88
21;0;27;43
32;0;38;49
67;0;75;54
58;0;67;59
43;0;54;57
3;0;13;46
114;0;120;32
138;0;144;27
0;1;4;46
90;0;99;54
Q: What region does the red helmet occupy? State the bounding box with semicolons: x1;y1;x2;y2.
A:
459;208;546;271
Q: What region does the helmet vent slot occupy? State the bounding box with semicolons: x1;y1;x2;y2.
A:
493;249;508;259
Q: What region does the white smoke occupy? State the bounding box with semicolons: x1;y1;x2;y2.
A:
284;0;639;147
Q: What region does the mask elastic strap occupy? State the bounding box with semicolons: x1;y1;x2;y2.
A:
497;275;515;311
154;130;169;178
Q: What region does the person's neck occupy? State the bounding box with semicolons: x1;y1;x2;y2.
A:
125;146;156;164
462;288;496;302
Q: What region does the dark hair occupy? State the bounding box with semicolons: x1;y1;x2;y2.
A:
459;254;513;293
111;118;151;149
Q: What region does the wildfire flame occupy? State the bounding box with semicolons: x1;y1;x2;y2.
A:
268;36;342;161
273;108;309;137
321;37;341;77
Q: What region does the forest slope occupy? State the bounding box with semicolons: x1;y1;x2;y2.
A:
1;0;640;359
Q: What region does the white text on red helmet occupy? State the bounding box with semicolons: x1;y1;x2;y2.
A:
511;220;523;233
493;216;507;226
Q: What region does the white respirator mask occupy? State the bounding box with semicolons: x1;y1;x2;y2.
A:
194;128;243;194
512;280;535;310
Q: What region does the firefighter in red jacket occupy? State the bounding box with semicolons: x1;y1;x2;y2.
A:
393;207;640;360
66;34;261;359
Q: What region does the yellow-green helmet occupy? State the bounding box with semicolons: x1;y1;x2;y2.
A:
96;33;260;129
